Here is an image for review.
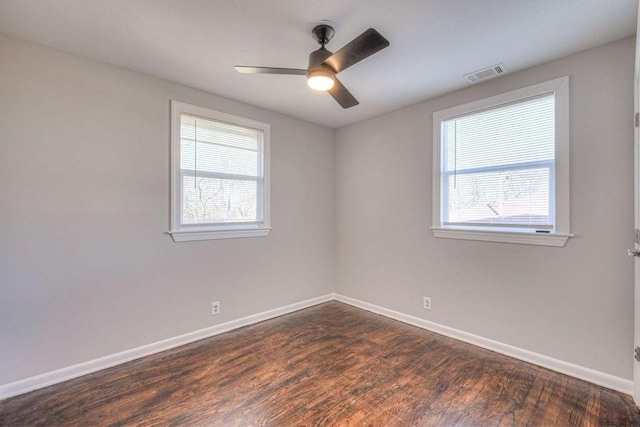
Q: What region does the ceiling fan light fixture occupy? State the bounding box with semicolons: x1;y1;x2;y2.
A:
307;70;334;91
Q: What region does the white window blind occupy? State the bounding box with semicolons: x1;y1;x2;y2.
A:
180;114;264;226
441;94;555;230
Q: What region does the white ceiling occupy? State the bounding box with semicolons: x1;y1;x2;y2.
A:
0;0;637;128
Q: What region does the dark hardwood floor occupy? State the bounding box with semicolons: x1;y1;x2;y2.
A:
1;301;638;426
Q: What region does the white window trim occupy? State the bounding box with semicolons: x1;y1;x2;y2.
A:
169;100;271;242
431;76;573;247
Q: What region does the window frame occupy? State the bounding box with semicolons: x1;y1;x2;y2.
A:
431;76;572;247
169;100;271;242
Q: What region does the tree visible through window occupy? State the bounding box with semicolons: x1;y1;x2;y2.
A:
180;115;262;225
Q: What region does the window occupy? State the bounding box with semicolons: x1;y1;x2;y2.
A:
432;77;572;246
169;101;270;242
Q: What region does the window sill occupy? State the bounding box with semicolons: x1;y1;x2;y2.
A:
430;227;573;247
169;226;271;242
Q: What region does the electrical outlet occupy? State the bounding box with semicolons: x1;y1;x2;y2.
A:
423;297;431;311
211;301;220;316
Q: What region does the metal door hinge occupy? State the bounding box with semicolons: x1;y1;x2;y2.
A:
635;347;640;362
635;112;639;127
635;229;640;245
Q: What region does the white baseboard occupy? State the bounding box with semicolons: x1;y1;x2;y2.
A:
0;294;333;401
333;293;633;396
2;292;633;401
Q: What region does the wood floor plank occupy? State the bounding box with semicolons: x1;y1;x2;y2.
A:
509;367;553;426
0;301;638;426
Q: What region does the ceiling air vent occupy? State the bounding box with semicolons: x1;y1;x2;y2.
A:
464;63;506;83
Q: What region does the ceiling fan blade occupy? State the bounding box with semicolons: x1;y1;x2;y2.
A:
328;77;359;109
234;66;307;75
323;28;389;74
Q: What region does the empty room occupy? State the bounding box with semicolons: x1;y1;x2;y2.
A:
2;0;640;425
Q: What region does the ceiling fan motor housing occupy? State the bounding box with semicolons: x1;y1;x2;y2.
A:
308;48;335;74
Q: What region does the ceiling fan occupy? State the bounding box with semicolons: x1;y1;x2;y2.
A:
235;23;390;109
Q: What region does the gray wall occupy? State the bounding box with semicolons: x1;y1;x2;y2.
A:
335;37;635;379
0;34;335;385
